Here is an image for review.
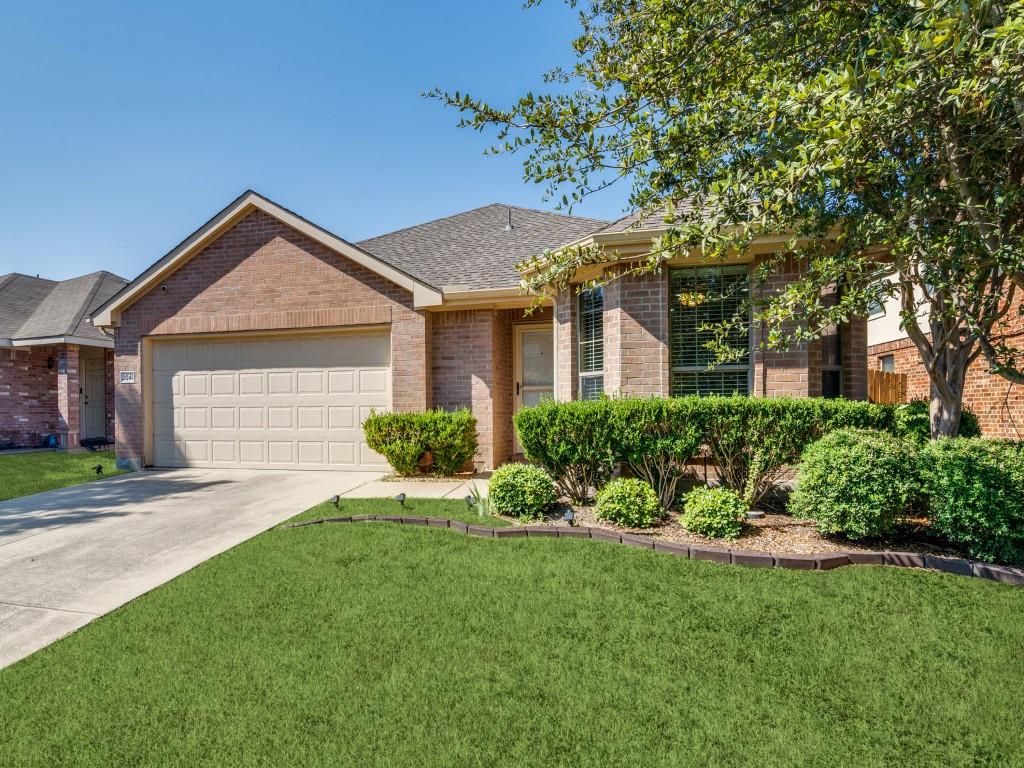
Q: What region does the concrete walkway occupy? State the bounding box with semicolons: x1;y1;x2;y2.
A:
0;467;489;669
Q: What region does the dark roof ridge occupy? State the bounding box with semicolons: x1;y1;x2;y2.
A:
357;202;605;245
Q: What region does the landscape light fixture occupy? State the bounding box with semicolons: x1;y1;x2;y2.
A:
563;509;575;526
329;495;340;506
464;494;475;509
394;493;406;507
93;465;104;475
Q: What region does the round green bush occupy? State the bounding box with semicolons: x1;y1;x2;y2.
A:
679;487;747;540
594;477;664;528
789;428;917;540
919;438;1024;564
488;463;558;521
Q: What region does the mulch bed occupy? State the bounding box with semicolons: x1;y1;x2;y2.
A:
512;506;965;559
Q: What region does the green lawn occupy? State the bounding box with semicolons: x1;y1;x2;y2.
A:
292;496;513;527
0;449;125;502
2;498;1023;766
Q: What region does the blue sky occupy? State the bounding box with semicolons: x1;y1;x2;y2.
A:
0;1;629;281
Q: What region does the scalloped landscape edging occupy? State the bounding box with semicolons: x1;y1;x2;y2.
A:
285;515;1024;587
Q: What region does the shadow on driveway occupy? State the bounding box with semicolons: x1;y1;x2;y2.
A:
0;472;235;541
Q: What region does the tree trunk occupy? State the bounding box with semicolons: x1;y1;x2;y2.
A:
930;384;963;439
927;340;968;439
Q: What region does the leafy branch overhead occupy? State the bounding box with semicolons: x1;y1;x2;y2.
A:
432;0;1024;437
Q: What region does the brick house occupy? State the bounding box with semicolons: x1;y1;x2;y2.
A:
92;191;867;472
0;271;127;449
868;290;1023;439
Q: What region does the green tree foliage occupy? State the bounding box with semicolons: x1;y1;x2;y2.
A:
433;0;1024;437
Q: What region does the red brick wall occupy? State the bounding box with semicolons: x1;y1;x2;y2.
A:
114;209;428;467
56;345;80;448
555;256;867;402
0;345;60;448
430;306;550;469
869;336;1024;439
554;288;577;400
105;349;115;442
431;309;496;469
603;271;670;396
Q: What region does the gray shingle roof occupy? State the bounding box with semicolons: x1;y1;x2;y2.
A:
0;271;128;345
594;200;712;235
356;204;607;291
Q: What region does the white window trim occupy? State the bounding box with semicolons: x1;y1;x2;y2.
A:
576;287;604;400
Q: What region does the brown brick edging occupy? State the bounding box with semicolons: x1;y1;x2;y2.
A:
285;516;1024;588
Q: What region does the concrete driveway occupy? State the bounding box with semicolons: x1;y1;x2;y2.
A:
0;468;383;669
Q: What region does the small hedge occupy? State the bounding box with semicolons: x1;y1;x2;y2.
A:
489;463;558;521
513;399;615;504
515;396;896;506
595;478;663;528
919;438;1024;564
363;409;477;476
790;428;918;540
679;487;747;540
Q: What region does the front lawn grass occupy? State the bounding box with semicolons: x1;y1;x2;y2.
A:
2;498;1023;766
0;449;125;502
289;497;512;528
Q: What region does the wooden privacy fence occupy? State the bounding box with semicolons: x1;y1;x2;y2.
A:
868;369;908;404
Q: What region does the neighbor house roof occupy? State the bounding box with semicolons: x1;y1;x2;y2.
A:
356;204;607;292
0;271;127;348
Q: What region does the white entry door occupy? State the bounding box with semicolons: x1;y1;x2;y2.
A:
513;326;554;453
150;332;391;470
81;356;107;440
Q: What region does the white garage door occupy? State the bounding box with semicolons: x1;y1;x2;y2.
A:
151;332;391;470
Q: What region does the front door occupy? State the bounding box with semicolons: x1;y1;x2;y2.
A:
513;326;554;453
82;356;107;441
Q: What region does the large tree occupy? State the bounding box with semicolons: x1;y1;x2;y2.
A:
433;0;1024;437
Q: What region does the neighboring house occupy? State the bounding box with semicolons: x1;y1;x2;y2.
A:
0;271;127;449
92;191;867;472
868;290;1023;439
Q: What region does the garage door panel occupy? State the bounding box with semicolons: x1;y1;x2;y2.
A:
239;441;265;464
151;332;390;470
239;373;264;395
211;441;236;463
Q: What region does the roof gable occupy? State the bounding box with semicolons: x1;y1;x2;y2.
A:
92;191;444;327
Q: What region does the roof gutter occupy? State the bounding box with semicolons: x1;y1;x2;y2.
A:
0;335;114;349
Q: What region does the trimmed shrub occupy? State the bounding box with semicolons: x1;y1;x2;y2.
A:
489;463;558;521
919;438;1024;564
423;409;478;476
679;487;747;540
790;428;917;539
363;409;478;476
513;398;615;503
695;396;896;506
595;477;664;528
893;399;982;442
608;397;704;510
514;395;898;506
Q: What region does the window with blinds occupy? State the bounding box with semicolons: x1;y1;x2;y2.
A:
578;287;604;400
669;267;751;396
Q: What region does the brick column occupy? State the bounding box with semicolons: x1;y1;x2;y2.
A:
56;344;81;448
604;271;669;397
554;288;577;401
843;316;868;400
392;309;431;411
752;254;810;397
